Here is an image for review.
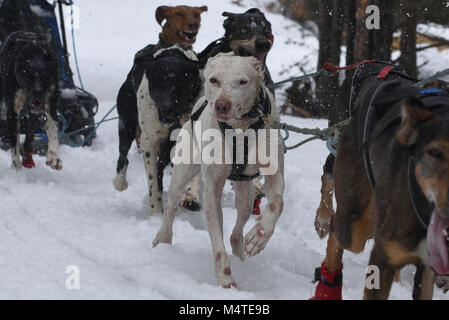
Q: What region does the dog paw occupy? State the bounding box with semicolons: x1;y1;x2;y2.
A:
152;229;173;248
46;151;62;170
113;175;128;191
180;198;201;212
22;153;35;169
244;224;273;256
217;274;237;289
314;206;334;239
230;234;246;261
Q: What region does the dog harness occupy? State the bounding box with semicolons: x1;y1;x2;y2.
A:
351;62;449;229
190;88;272;181
131;43;200;127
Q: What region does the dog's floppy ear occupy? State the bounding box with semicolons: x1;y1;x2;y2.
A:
222;11;237;18
156;6;170;26
196;6;208;13
397;97;434;146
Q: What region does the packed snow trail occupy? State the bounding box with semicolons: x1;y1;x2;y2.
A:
0;0;448;299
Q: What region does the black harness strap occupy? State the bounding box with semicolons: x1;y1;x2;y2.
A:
218;89;271;181
408;155;433;229
189;89;272;181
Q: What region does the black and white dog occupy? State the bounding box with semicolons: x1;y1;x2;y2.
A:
0;31;61;170
113;44;201;215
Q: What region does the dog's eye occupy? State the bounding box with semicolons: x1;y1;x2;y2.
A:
240;27;248;34
427;148;444;160
176;11;184;17
209;77;218;84
239;79;248;85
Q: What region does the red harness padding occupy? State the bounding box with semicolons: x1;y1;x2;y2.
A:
310;261;343;300
22;152;35;168
323;60;376;74
377;66;394;79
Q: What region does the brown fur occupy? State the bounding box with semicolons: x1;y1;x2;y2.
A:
156;5;208;49
318;92;449;299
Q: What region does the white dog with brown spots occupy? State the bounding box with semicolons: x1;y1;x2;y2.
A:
153;52;284;288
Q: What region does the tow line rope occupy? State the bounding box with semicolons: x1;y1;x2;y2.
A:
50;59;448;150
278;61;449;152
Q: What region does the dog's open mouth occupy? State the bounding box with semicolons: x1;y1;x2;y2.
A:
30;102;43;113
178;30;198;44
427;209;449;275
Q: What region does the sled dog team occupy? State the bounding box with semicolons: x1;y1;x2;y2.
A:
1;4;449;300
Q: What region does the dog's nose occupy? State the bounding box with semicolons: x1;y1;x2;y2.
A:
255;38;271;53
214;99;231;114
188;22;198;30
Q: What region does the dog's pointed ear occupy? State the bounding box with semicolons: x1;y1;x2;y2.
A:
196;6;208;14
156;6;170;26
397;97;434;146
245;8;262;15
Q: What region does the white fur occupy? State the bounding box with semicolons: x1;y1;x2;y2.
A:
153;53;285;287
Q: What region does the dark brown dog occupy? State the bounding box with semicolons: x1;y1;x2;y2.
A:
156;5;208;49
312;65;449;300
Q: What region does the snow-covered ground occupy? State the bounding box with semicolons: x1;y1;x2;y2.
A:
0;0;448;300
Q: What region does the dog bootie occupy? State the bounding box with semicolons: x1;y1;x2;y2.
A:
252;197;261;215
310;262;343;300
22;152;35;169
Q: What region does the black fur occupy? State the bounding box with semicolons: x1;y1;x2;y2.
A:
198;8;275;93
115;45;200;190
0;31;59;156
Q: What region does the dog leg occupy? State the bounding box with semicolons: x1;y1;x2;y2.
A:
137;75;167;215
153;163;201;247
180;174;202;211
363;245;395;300
44;109;62;170
315;154;335;238
7;91;26;169
413;264;435;300
141;130;163;215
113;117;136;191
310;230;344;300
245;169;284;257
202;168;236;287
231;181;253;261
22;113;38;168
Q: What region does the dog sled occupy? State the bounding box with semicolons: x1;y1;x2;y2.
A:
0;0;98;153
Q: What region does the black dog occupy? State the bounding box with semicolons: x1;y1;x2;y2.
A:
0;31;61;170
113;44;201;215
199;8;274;92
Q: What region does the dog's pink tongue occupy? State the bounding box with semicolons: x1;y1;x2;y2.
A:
427;210;449;275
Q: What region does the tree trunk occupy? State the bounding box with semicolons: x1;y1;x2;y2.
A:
316;0;344;125
399;1;418;78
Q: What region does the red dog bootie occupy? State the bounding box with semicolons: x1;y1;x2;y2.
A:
310;261;343;300
252;197;261;215
22;152;35;168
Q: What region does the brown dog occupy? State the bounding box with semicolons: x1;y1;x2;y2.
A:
156;5;208;49
312;63;449;300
